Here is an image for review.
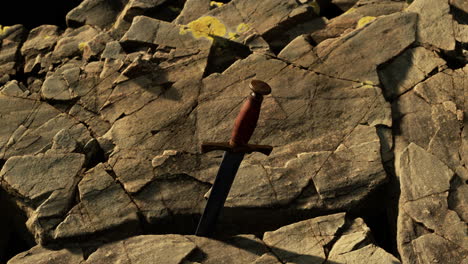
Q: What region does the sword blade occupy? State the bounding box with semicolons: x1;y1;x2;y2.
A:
195;151;245;237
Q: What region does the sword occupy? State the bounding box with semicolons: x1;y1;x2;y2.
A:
195;79;273;237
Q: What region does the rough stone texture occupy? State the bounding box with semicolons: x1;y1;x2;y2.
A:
186;234;272;263
110;0;169;38
0;25;27;84
53;163;141;242
378;47;446;100
6;213;399;263
41;61;82;101
0;95;92;160
7;246;83;264
407;0;456;50
51;25;100;62
396;143;468;264
312;12;417;84
0;80;28;98
310;0;406;45
0;153;85;244
392;66;467;169
20;25;61;74
84;235;196;264
0;0;467;262
278;34;318;68
173;0;211;25
66;0;129;30
263;213;346;262
329;244;401;264
264;213;400;264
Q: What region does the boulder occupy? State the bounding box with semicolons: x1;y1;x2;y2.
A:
312;12;417;84
0;95;92;160
20;25;61;74
0;25;27;84
66;0;129;29
7;246;83;264
0;153;85;244
309;0;406;44
396;144;468;263
51;25;100;61
407;0;456;50
53;163;141;243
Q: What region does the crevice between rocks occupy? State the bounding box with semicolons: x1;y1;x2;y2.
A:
203;36;252;77
450;4;468;25
438;42;468;70
0;187;35;263
447;174;465;222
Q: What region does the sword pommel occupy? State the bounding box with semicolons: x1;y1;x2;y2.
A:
229;79;271;147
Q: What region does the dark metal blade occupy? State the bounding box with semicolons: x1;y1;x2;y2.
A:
195;151;245;237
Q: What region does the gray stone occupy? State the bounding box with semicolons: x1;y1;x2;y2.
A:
410;234;468;264
84;235;196;264
54;163;140;241
278;34;319;68
328;244;401;264
66;0;129;29
110;0;169;38
51;25;100;61
0;80;28;97
378;47;446;99
328;217;372;258
252;254;282;264
101;41;125;60
394;66;467;170
7;246;83;264
313;12;417;84
49;128;78;153
133;173;209;230
68;104;111;137
82;32;115;61
121;16;212;50
263;213;346;263
0;95;92;159
174;0;211;25
41;62;82;101
21;25;61;74
0;25;27;81
186;234;271;264
0;153;85;244
407;0;456;50
455;23;468;43
310;0;405;45
396;143;467;263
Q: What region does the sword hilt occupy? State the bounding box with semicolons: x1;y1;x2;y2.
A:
202;79;273;156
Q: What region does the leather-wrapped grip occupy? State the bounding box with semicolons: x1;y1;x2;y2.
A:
229;94;263;147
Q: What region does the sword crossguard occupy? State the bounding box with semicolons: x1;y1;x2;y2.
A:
202;79;273;156
201;142;273;156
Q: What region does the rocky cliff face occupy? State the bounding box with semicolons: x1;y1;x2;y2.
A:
0;0;467;263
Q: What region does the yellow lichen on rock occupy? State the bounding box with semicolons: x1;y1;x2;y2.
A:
78;42;88;51
210;1;224;8
0;25;11;35
357;16;376;29
236;23;250;33
180;16;227;40
344;7;356;14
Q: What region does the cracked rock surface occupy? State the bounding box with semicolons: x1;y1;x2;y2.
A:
0;0;467;263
